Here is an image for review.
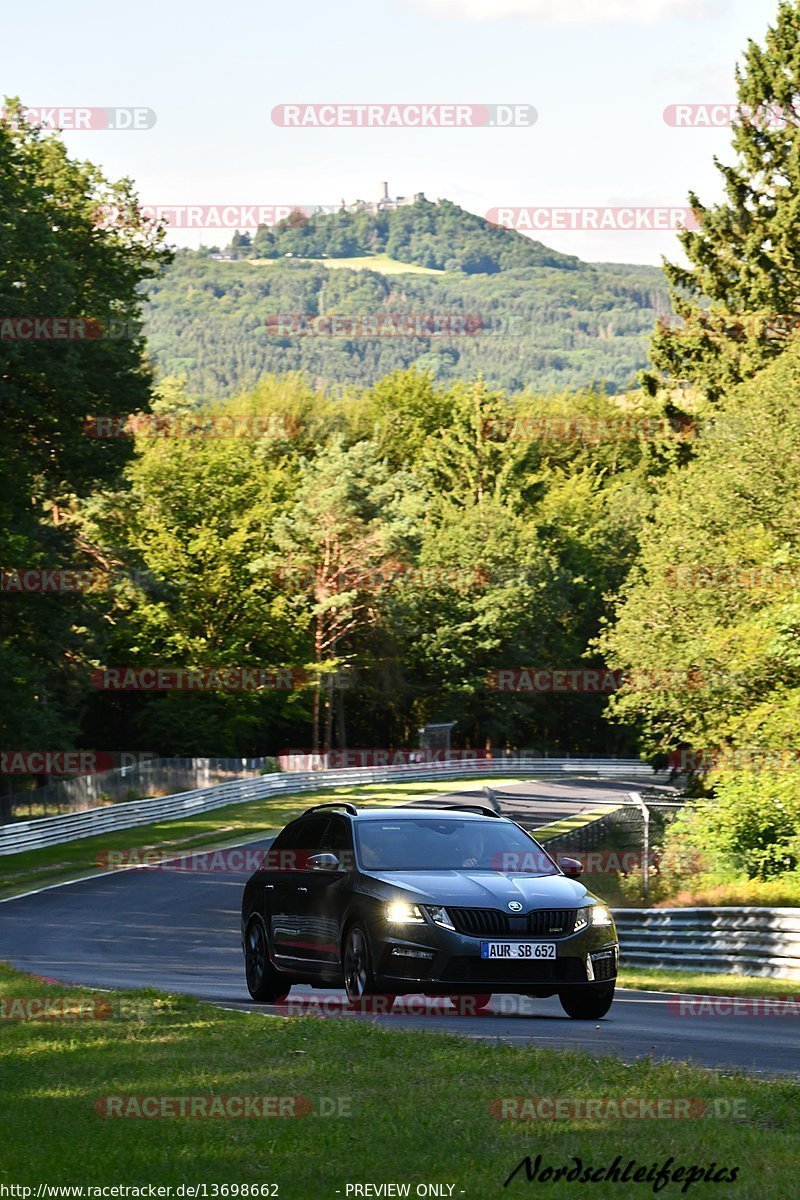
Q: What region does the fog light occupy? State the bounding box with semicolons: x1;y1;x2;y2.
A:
391;948;434;960
589;947;618;981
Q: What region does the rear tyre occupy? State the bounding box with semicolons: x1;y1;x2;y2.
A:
558;984;615;1020
244;918;290;1003
342;922;395;1013
450;994;492;1015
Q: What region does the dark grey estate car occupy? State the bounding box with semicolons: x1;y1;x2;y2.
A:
241;801;618;1019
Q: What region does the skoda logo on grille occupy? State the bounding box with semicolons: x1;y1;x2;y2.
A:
507;901;523;912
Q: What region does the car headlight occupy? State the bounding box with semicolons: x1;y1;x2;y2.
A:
590;904;614;926
386;900;426;924
425;905;455;931
574;909;589;931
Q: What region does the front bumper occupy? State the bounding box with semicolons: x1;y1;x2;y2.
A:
371;919;618;994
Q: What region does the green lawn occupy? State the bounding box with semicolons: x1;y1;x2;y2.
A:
0;777;529;900
0;964;795;1197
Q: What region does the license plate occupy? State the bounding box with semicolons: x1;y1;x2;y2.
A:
480;941;557;960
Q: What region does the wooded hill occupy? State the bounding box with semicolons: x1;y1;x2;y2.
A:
143;200;669;397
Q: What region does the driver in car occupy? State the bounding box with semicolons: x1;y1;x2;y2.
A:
459;827;486;868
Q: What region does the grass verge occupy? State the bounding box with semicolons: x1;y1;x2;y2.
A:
617;967;799;999
651;878;800;908
530;806;622;842
0;777;528;900
0;964;795;1197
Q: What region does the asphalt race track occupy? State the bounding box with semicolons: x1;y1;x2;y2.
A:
1;774;796;1075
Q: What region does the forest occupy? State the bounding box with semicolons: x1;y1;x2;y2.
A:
144;242;668;397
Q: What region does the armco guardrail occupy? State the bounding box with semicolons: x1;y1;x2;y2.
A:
614;907;800;981
0;757;656;856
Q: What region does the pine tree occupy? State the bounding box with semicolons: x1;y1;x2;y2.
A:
645;1;800;402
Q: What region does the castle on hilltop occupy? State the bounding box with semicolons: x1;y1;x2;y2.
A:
340;183;429;215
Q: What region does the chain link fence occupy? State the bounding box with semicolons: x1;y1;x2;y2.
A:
2;756;276;822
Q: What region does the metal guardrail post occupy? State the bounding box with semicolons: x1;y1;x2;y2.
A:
628;791;649;903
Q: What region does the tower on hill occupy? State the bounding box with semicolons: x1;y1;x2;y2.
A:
340;184;428;215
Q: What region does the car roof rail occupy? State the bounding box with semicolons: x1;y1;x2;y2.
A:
301;801;359;817
402;800;501;818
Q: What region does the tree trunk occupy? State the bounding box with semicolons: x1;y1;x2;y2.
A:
312;614;323;754
0;777;14;824
324;673;334;753
336;686;347;752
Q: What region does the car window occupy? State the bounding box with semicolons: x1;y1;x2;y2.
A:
264;816;332;871
354;817;557;874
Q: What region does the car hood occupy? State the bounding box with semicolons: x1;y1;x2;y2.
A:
370;871;590;908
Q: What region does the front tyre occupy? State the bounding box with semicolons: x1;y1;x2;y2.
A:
342;922;395;1013
558;984;615;1020
244;918;290;1003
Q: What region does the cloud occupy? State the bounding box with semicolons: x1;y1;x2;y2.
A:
402;0;725;24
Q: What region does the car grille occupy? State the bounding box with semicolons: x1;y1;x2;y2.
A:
528;909;576;936
449;908;510;936
441;956;586;984
449;907;577;938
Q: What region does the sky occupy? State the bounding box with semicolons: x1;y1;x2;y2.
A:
0;0;782;265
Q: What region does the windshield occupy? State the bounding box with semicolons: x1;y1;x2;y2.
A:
354;817;558;874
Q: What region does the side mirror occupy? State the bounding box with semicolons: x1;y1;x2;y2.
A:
559;856;584;879
308;852;342;872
